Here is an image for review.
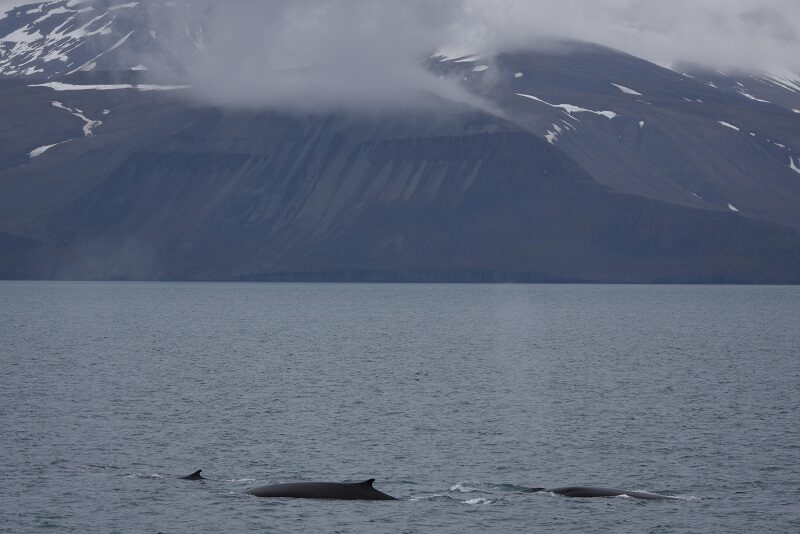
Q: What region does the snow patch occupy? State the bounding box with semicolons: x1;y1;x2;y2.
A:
763;74;800;93
611;83;642;96
545;123;564;144
718;121;740;131
129;64;148;71
472;65;489;72
29;143;61;158
516;93;617;119
727;203;740;212
136;84;193;91
514;72;523;78
68;30;134;74
793;109;800;114
639;120;645;128
0;26;44;43
31;82;191;91
51;100;101;136
790;156;800;175
737;90;770;103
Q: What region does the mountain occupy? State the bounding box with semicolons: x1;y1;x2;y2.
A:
2;0;800;282
0;0;206;77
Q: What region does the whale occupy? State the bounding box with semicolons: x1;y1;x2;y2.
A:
180;470;205;480
525;486;679;500
246;478;397;500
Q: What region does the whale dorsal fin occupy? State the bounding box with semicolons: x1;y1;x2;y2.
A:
181;470;203;480
359;478;376;486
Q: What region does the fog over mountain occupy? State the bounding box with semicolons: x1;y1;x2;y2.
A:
137;0;800;110
3;0;800;110
2;0;800;282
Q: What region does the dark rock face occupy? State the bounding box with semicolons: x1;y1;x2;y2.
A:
1;3;800;282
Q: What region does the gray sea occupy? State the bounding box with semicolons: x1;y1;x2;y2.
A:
1;282;799;533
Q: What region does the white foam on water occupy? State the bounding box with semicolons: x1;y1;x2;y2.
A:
127;473;164;479
407;494;448;502
463;498;493;505
450;482;478;493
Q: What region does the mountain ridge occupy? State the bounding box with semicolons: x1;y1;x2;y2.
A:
1;0;800;282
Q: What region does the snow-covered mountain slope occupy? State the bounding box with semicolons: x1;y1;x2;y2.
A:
434;45;800;231
1;1;800;282
0;0;206;77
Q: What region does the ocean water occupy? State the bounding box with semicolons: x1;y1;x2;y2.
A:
1;282;798;533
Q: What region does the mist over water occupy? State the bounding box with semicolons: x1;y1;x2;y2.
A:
2;282;799;533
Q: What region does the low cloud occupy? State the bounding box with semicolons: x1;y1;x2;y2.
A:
145;0;800;110
463;0;800;73
186;0;482;111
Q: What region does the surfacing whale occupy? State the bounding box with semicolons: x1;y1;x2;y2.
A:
525;486;678;500
247;478;397;500
180;470;205;480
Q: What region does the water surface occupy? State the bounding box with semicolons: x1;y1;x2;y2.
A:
1;282;798;532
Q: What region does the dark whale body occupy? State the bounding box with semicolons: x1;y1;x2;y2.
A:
247;478;396;500
180;470;205;480
526;486;678;500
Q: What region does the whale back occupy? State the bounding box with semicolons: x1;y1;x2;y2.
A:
549;486;676;500
247;479;396;500
180;470;204;480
